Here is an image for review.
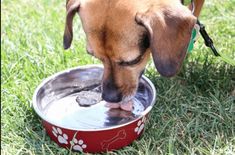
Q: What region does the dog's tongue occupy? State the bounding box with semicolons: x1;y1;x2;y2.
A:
104;102;120;109
120;101;133;111
104;101;133;111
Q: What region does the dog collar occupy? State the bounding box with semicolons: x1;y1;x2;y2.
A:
187;23;200;53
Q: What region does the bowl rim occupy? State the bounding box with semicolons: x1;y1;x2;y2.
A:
32;64;156;131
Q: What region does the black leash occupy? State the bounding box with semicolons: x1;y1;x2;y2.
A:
182;0;235;65
196;20;220;57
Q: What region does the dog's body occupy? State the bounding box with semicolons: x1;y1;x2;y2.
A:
64;0;204;110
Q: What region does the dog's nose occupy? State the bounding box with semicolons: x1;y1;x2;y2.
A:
102;80;123;103
102;90;122;103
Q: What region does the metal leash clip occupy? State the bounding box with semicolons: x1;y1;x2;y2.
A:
190;0;195;14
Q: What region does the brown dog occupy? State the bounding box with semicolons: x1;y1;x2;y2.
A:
63;0;204;109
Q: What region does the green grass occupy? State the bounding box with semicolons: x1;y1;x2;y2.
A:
1;0;235;154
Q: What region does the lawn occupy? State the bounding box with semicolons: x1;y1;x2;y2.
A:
1;0;235;154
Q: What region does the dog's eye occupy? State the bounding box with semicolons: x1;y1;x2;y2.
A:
118;54;143;66
118;33;149;67
139;33;150;53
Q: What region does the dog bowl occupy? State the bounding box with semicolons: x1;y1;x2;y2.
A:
33;65;156;153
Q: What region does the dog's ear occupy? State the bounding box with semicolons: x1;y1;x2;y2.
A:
63;0;80;49
135;5;196;77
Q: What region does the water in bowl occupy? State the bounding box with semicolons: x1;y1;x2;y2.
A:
41;81;151;129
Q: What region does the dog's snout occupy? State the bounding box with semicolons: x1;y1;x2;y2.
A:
102;90;122;103
102;79;123;103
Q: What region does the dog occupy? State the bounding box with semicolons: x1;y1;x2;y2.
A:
63;0;204;110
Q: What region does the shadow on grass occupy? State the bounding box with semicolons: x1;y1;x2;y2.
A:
144;54;234;154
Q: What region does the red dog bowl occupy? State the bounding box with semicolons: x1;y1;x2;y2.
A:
33;65;156;153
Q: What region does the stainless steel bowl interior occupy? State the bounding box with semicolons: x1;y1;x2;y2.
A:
33;66;156;130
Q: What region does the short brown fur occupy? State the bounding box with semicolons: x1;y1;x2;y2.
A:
64;0;204;102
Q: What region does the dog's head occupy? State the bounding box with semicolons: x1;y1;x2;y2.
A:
63;0;196;103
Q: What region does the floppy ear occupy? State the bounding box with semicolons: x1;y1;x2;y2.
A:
135;5;196;77
63;0;80;49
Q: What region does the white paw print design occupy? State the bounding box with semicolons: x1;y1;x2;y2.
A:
134;117;146;135
52;126;68;144
71;138;87;152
